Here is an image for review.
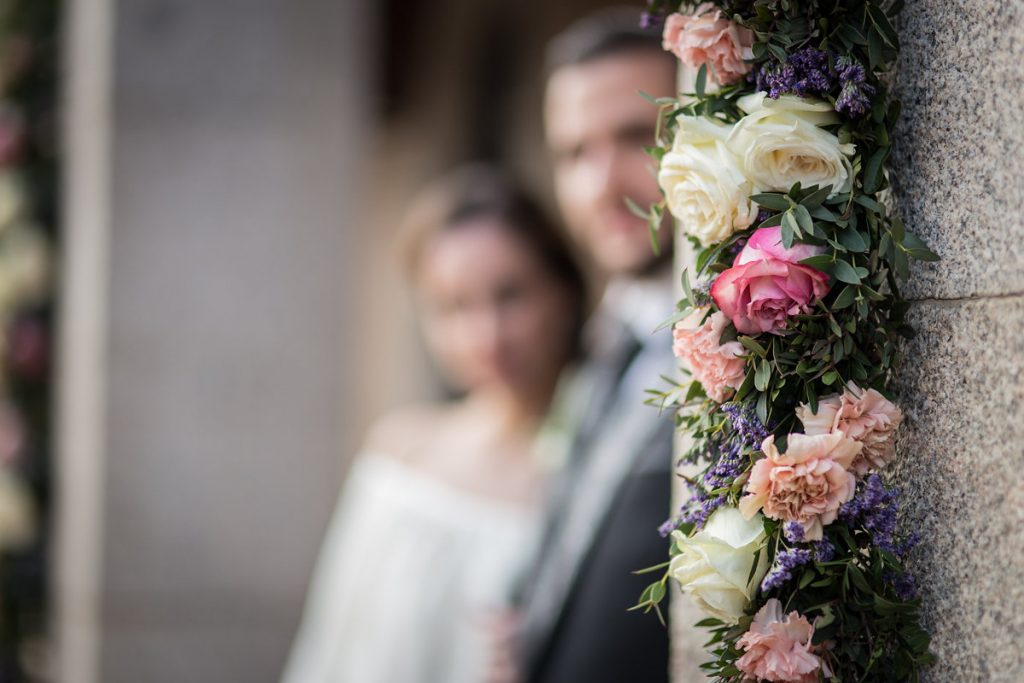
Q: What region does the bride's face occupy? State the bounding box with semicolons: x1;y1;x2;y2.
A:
416;221;574;398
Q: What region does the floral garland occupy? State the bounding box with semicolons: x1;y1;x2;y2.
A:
631;1;937;681
0;0;57;675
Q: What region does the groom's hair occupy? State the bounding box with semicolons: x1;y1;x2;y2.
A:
544;7;668;77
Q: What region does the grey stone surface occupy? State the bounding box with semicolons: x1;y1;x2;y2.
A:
890;296;1024;682
98;1;373;681
889;1;1024;301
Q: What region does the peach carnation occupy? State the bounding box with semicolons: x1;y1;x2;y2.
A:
739;433;860;540
662;4;754;86
672;309;747;403
797;381;903;477
736;598;831;683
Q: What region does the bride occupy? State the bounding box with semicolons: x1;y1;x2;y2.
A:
282;166;585;683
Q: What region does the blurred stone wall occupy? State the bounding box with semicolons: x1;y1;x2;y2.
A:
95;1;373;681
671;2;1024;681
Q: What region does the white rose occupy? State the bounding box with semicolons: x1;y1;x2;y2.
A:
659;115;757;246
669;506;768;623
729;93;856;197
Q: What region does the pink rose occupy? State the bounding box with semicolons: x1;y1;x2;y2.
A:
739;432;860;540
736;598;831;683
672;309;747;403
797;381;903;477
711;227;830;335
662;4;754;86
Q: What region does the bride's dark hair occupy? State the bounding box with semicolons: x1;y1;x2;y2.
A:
400;164;587;356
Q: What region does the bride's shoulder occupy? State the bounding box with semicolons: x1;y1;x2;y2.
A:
363;403;453;464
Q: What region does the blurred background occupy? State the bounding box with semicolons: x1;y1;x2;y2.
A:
0;0;634;681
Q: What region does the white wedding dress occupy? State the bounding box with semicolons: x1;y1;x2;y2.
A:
282;454;542;683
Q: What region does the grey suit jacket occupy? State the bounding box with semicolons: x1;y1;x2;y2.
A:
518;307;676;682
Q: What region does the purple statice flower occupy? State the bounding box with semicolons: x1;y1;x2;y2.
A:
720;401;771;451
832;55;875;118
752;50;875;119
756;208;773;224
813;538;836;562
703;448;744;491
753;48;833;99
760;547;813;592
639;11;663;29
836;80;875;118
680;482;726;530
840;473;915;555
691;280;714;307
783;521;805;543
658;514;680;538
884;570;919;601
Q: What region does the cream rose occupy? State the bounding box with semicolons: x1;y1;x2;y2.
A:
729;93;855;197
659;115;757;246
669;506;769;623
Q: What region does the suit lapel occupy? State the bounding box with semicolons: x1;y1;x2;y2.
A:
521;338;673;662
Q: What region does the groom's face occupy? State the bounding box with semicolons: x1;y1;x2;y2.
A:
544;49;675;277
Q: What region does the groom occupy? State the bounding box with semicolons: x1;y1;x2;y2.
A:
512;10;679;683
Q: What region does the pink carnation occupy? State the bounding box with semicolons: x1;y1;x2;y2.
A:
672;309;747;403
739;432;860;540
797;381;903;477
662;4;754;86
711;227;830;336
736;598;831;682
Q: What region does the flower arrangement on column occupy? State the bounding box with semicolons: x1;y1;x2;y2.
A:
632;1;937;680
0;0;58;676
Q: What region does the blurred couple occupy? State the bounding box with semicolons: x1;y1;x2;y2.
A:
284;10;678;683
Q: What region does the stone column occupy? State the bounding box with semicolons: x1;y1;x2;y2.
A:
886;2;1023;681
58;1;374;681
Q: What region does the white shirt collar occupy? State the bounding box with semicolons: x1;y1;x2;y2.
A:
599;267;675;343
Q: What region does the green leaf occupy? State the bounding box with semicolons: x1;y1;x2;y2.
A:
848;563;874;595
801;185;831;209
890;215;906;242
739;335;768;358
680;268;694;306
624;195;648;220
781;211;799;247
822;369;839;386
755;391;769;425
832;259;863;284
754;359;771;392
800;254;835;269
836;22;868;46
695;63;707;99
793;204;814;235
750;193;791;211
838;226;869;252
867;25;884;70
832;284;858;309
863;146;890;195
809;205;838;222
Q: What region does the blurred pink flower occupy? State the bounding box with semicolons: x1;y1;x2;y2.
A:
662;4;754;85
739;432;860;540
797;381;903;477
672;309;746;403
711;227;830;335
736;598;830;682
